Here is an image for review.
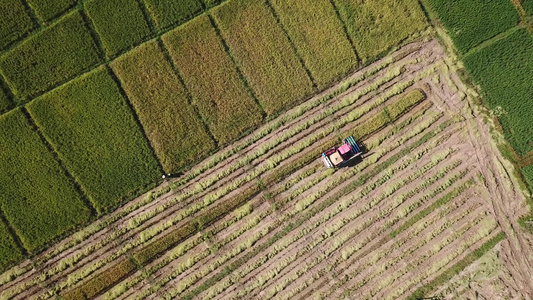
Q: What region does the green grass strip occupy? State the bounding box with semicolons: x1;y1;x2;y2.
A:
390;178;476;238
406;231;505;300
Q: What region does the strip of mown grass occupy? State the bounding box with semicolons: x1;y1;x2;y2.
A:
111;40;215;174
162;14;263;144
333;0;427;64
269;0;358;90
429;0;519;54
0;108;92;253
406;231;505;300
27;67;161;213
463;28;533;156
211;0;314;115
142;0;204;30
85;0;152;58
26;0;76;21
0;11;102;103
0;219;22;271
0;0;35;50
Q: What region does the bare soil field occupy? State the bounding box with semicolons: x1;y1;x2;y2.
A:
0;38;532;300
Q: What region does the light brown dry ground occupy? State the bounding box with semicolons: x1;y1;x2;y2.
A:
0;38;531;300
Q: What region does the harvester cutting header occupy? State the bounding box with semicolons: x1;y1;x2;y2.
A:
322;136;362;168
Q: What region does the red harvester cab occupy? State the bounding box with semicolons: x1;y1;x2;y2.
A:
322;136;362;168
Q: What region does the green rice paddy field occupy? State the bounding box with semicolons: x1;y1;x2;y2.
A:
0;0;532;298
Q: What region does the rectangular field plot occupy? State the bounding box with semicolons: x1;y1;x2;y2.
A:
0;108;91;253
463;28;533;156
0;0;35;50
27;67;161;213
111;40;215;174
85;0;152;57
0;11;102;103
333;0;427;64
270;0;358;89
429;0;519;54
211;0;314;115
0;40;523;300
162;14;263;145
142;0;204;30
27;0;76;21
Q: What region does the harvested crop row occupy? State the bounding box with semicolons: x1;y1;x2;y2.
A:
1;42;418;298
55;80;436;300
80;55;436;298
236;135;465;299
0;40;462;300
189;103;454;300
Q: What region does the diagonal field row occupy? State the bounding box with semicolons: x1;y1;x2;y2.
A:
0;39;507;299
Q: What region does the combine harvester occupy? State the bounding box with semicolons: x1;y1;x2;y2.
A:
322;136;363;168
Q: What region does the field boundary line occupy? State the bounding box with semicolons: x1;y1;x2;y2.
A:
104;65;165;176
20;107;97;217
328;0;361;66
462;25;525;59
156;38;219;149
135;0;157;36
0;209;27;259
19;106;98;234
0;78;15;114
206;13;267;120
264;0;318;90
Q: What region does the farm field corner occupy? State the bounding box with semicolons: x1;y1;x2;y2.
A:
0;39;531;299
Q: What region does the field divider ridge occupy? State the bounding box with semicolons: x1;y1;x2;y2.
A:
206;13;267;120
20;106;97;218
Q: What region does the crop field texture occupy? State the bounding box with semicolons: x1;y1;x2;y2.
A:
26;0;77;22
85;0;152;58
211;0;314;115
142;0;204;30
0;10;102;103
0;108;91;254
0;40;530;299
162;14;263;145
524;0;533;15
111;40;215;174
26;67;161;213
269;0;358;90
0;87;11;113
463;28;533;157
0;0;35;50
333;0;427;65
429;0;519;54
